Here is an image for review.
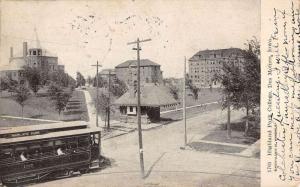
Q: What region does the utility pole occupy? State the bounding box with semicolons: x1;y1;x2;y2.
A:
227;96;231;139
107;69;111;130
91;61;102;127
183;57;187;146
127;38;151;178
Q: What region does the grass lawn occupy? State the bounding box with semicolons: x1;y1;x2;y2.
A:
0;117;54;128
0;90;88;126
181;88;223;107
202;119;260;145
188;142;246;154
0;95;61;120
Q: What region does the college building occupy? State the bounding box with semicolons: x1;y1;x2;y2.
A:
115;59;163;87
188;48;245;88
0;42;64;83
113;59;178;124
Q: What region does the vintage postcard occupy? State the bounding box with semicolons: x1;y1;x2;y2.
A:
0;0;280;186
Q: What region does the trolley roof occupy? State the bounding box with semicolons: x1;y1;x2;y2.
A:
0;121;88;136
0;127;101;145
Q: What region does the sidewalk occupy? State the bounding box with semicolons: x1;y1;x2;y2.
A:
82;90;104;128
238;139;260;157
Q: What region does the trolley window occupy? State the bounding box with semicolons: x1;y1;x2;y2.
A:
41;141;54;154
67;137;78;149
78;135;89;147
0;146;13;160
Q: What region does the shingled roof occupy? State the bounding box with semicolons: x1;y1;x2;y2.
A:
189;48;245;61
115;59;160;68
114;83;178;107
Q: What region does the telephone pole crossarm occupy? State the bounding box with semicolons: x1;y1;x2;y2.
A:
127;38;151;45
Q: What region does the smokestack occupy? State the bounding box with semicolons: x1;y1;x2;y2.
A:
10;47;13;58
23;42;28;57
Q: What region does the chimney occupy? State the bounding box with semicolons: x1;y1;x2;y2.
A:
23;42;28;57
10;47;13;58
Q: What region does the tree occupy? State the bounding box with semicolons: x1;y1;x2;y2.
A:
48;83;72;118
214;61;244;138
13;85;30;119
87;75;93;86
0;77;18;91
76;72;86;87
49;71;75;88
169;84;180;100
23;66;43;94
96;93;110;123
163;78;181;100
240;40;260;135
93;75;107;88
186;75;200;100
214;38;260;137
110;78;128;98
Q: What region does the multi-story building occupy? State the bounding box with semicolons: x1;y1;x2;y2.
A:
99;69;116;80
188;48;245;88
1;42;65;83
0;65;24;83
115;59;163;86
9;42;63;72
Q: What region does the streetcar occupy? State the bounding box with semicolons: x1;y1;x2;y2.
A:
0;127;102;186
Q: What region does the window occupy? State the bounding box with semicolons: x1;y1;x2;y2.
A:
130;106;133;112
0;147;13;160
78;136;90;147
33;51;36;55
41;141;54;153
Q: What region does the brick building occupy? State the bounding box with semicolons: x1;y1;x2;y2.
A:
1;42;64;83
9;42;64;72
99;69;116;80
188;48;245;88
115;59;163;86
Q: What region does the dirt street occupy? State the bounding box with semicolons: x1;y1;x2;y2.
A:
34;108;260;187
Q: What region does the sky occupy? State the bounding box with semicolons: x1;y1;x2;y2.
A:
0;0;260;78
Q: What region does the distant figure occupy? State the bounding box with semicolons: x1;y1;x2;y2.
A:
20;152;27;161
57;148;65;155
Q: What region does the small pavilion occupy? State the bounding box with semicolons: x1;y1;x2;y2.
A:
114;83;178;124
